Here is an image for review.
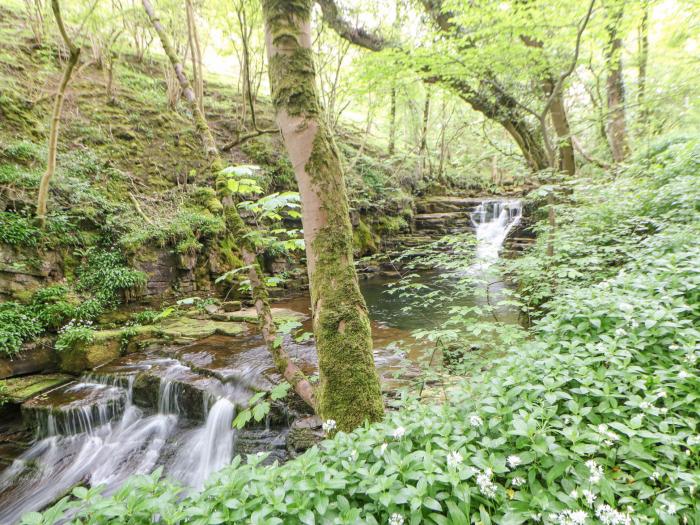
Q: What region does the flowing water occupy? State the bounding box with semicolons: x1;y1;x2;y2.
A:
0;198;522;523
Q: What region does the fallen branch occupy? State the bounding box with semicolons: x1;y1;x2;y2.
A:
128;192;154;225
221;127;278;151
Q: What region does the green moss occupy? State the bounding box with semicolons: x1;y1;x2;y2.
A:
0;374;73;404
352;220;378;256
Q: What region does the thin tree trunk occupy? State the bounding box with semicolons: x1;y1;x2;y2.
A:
605;5;630;162
36;0;80;227
418;90;430;177
185;0;204;114
263;0;384;431
637;0;649;130
388;86;396;155
142;0;315;411
547;84;576;175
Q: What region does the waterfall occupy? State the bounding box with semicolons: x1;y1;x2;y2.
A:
470;200;522;269
167;398;236;490
0;367;238;524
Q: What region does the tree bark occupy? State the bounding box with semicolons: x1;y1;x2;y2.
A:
637;0;649;130
263;0;384;431
547;82;576;175
605;5;630;162
185;0;204;114
142;0;315;411
388;86;396;155
36;0;80;227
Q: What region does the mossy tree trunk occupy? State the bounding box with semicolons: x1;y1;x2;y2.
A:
262;0;384;431
141;0;315;411
36;0;80;227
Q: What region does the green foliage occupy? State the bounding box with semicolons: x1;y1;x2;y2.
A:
119;208;225;253
0;302;44;358
0;140;43;164
75;248;147;308
55;321;96;353
241;137;296;191
0;210;40;246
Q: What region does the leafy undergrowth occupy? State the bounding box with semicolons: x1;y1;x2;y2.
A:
24;139;700;524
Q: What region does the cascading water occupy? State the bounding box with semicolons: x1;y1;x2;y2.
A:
167;397;236;490
469;200;522;271
0;365;240;524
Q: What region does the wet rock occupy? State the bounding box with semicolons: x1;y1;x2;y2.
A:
0;338;57;379
415;196;484;214
220;307;308;324
0;374;72;404
286;415;323;455
21;381;128;437
237;428;289;464
203;303;221;315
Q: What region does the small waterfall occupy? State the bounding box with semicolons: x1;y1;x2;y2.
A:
470;200;522;267
167;398;236;490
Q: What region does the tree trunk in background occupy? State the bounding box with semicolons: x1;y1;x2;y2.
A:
605;6;630;162
548;87;576;175
36;0;80;227
637;0;649;130
262;0;384;431
418;90;431;177
389;86;396;155
142;0;316;411
185;0;204;114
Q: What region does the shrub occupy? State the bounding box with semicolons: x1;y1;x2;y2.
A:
0;211;40;246
55;321;96;352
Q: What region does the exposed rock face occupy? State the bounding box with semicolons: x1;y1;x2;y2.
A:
0;244;63;302
0;339;56;379
286;415;323;456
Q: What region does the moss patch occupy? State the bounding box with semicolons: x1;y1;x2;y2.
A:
0;373;72;404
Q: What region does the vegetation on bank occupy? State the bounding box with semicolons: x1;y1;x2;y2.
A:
24;137;700;524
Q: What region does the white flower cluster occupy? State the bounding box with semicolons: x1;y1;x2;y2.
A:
511;477;525;487
388;513;404;525
597;424;620;446
446;450;463;468
379;442;388;455
59;318;94;334
476;468;497;498
585;460;603;484
582;489;596;506
595;504;632;525
392;426;406;439
507;455;522;469
551;510;588;525
350;449;358;461
322;419;336;434
469;415;483;427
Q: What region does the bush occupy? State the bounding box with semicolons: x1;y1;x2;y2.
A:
75;248;147;308
55;321;96;352
0;211;40;246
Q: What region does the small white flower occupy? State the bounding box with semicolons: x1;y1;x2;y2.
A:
469;415;483;427
532;513;542;522
663;503;678;515
511;476;525;487
507;455;522;469
570;489;579;499
585;460;603;484
660;407;668;414
322;419;337;434
679;370;690;379
446;450;463;468
596;504;631;525
350;449;358;461
657;390;667;398
388;513;404;525
583;489;596;506
380;442;388;454
392;426;406;439
687;435;700;446
649;471;661;481
686;353;697;364
640;401;651;410
476;468;497;498
615;328;626;337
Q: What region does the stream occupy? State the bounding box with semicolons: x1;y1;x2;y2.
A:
0;198;523;524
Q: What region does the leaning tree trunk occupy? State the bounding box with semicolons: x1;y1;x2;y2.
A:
142;0;315;410
548;85;576;175
262;0;384;431
605;6;630;162
36;0;80;227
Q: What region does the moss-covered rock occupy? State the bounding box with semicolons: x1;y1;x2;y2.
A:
0;374;72;404
157;317;246;340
